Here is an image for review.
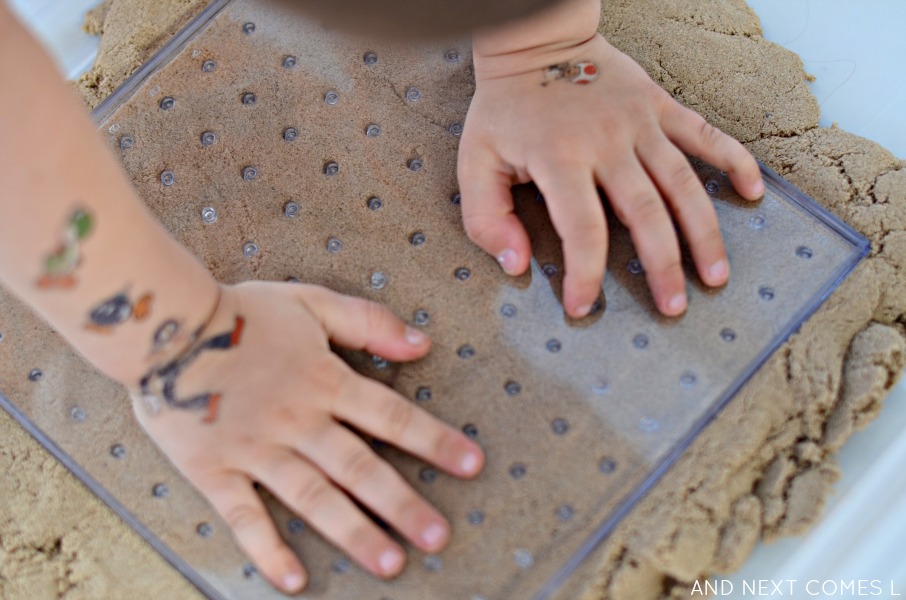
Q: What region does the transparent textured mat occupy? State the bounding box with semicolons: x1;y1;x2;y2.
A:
0;1;869;599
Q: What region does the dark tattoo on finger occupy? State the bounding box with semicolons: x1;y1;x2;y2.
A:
140;316;245;424
542;61;599;86
36;208;94;289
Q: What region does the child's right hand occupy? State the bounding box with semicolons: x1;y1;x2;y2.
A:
132;281;485;594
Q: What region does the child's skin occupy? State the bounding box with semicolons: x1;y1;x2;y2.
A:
0;0;761;594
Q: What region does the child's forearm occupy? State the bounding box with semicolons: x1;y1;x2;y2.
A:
0;5;219;386
472;0;601;79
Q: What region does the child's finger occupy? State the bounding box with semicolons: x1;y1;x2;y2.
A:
637;132;729;287
294;286;430;361
531;165;608;318
596;155;687;316
250;447;407;579
457;147;532;277
661;101;764;200
203;472;308;593
292;424;451;554
331;375;485;480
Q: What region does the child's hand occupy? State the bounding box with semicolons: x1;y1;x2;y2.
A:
459;33;764;318
133;281;484;594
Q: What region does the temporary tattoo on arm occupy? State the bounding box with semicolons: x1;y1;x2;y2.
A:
84;289;154;333
36;208;94;289
140;316;245;424
149;318;185;357
542;61;599;86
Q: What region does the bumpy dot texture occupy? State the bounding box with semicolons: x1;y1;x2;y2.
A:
1;1;902;600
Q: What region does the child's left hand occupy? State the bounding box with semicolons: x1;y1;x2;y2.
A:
458;32;764;318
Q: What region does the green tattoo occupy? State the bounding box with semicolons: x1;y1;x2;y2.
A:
37;208;94;289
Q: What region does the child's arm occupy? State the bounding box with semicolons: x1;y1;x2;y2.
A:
460;0;765;318
0;4;483;593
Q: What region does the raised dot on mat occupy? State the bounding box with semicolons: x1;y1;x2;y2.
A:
515;549;534;569
201;59;216;73
419;468;438;483
152;483;169;498
408;159;423;172
749;215;765;230
241;92;256;105
556;504;574;522
332;558;351;574
363;51;378;65
720;327;736;342
159;96;175;110
282;55;297;69
451;192;462;206
639;416;659;433
0;332;5;342
457;344;475;359
627;258;644;275
467;510;485;525
592;380;611;395
462;423;478;438
324;91;339;105
423;555;443;572
365;124;381;137
455;267;471;281
680;371;697;389
551;418;569;435
288;518;305;534
283;201;300;218
242;22;255;35
410;232;426;246
413;309;429;326
110;444;126;459
372;355;388;369
759;286;775;301
797;246;813;259
633;333;649;349
283;127;298;142
367;196;383;211
541;263;558;278
406;87;421;102
370;271;387;289
160;170;175;186
326;237;343;253
324;161;340;176
500;303;517;318
415;386;432;402
704;180;719;195
448;122;464;136
546;338;562;353
444;49;461;63
196;522;213;538
241;166;257;181
119;135;134;150
243;242;259;257
509;463;527;480
200;131;216;146
70;407;86;422
242;563;257;578
599;457;617;474
505;380;522;396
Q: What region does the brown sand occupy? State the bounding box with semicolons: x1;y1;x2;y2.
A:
1;0;904;599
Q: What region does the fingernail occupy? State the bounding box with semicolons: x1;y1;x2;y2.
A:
708;260;728;282
282;571;305;591
751;179;765;198
422;522;447;548
497;249;518;275
667;292;687;314
405;326;427;346
460;450;480;474
379;548;404;575
575;304;593;318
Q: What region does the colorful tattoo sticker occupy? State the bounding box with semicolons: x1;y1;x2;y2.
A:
84;290;154;334
542;61;599;86
36;208;94;289
140;316;245;424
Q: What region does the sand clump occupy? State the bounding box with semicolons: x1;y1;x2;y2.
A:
0;0;903;599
